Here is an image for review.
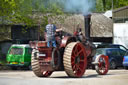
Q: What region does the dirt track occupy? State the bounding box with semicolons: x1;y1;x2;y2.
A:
0;69;128;85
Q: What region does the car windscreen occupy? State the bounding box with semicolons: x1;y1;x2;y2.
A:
9;48;23;55
95;49;105;56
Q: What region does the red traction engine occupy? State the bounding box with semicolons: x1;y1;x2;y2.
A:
29;15;109;78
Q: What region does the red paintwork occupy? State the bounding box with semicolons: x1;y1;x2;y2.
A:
60;36;70;48
38;47;52;58
38;47;54;71
30;34;109;77
71;43;87;77
37;41;47;47
73;31;78;36
60;36;76;48
97;55;109;75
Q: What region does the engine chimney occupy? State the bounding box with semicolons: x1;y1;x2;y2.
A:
84;14;91;40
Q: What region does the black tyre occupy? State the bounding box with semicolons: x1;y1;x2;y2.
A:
110;61;117;69
124;66;128;70
51;48;60;69
11;66;17;70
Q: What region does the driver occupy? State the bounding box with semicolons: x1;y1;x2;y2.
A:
45;18;62;47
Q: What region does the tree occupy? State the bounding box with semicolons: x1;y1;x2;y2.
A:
114;0;128;9
96;0;128;12
102;0;106;11
0;0;65;41
0;0;64;26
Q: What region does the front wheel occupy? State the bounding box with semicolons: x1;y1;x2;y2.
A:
95;54;109;75
31;49;53;77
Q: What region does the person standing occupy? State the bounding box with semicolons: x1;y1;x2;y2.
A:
45;18;57;47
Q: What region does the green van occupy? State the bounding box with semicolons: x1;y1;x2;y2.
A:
6;44;32;70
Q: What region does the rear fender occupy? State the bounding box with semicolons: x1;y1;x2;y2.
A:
60;36;76;48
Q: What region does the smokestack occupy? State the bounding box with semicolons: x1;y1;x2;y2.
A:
84;14;91;40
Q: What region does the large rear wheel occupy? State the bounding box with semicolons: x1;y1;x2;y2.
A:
95;54;109;75
63;42;87;77
31;49;53;77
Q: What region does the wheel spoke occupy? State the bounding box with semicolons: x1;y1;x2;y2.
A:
77;49;83;56
100;62;103;66
95;55;109;75
74;65;80;74
98;63;101;67
76;64;79;68
73;50;77;56
71;56;75;65
102;67;106;71
71;61;75;66
72;64;76;71
100;67;105;73
99;66;102;70
78;66;83;72
74;44;78;56
71;55;75;60
80;59;85;62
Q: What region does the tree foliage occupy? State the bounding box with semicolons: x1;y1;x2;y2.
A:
1;0;128;25
96;0;128;12
0;0;64;26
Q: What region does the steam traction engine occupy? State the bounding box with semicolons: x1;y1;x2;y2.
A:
29;15;109;78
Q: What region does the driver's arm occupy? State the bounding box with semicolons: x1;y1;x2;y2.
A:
56;28;62;32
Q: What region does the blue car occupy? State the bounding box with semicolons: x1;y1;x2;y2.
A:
123;51;128;69
94;48;126;69
96;44;127;51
